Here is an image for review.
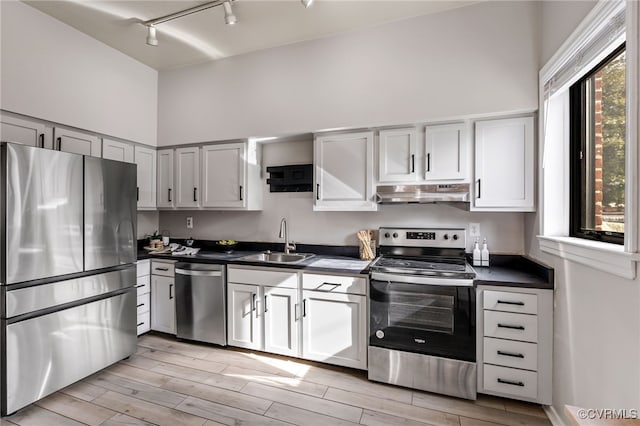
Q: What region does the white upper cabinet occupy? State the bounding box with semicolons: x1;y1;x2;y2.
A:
378;128;417;182
53;127;101;157
157;149;175;208
473;117;535;211
314;131;376;211
102;138;134;163
425;123;469;182
175;147;201;208
0;114;48;148
134;145;157;210
201;143;246;208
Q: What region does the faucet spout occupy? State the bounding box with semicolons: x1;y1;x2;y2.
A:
279;218;295;254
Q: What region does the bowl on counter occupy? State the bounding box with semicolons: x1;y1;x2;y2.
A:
214;240;239;253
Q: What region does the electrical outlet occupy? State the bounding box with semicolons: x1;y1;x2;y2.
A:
186;216;193;229
469;223;480;238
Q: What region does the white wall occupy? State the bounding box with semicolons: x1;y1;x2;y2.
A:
525;0;640;420
159;139;525;252
137;211;160;240
0;1;158;146
157;1;540;145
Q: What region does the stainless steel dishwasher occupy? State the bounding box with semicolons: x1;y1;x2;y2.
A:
175;263;226;346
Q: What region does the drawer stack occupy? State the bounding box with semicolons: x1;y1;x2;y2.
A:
477;286;552;404
136;259;151;335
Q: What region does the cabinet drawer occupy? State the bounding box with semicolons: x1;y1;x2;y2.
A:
137;311;151;336
228;267;298;288
151;261;175;277
483;337;537;371
137;260;150;277
484;290;537;314
136;275;150;295
484;311;538;343
136;293;150;315
302;273;367;295
484;364;538;400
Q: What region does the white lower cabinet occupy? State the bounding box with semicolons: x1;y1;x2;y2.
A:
226;265;368;369
136;260;151;336
151;261;176;335
477;286;553;404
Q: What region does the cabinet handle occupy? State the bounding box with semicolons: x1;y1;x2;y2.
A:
303;299;307;317
168;188;172;202
136;303;145;308
316;184;320;201
137;187;139;202
193;187;197;202
39;133;45;148
252;293;257;312
239;185;243;201
169;284;173;299
477;179;481;198
137;322;145;327
497;323;525;330
56;137;61;151
497;378;525;387
155;267;169;271
135;284;145;288
497;350;525;358
411;154;415;172
497;300;525;306
426;153;430;172
316;282;342;292
264;295;268;313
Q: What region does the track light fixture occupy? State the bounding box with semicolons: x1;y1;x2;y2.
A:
223;1;237;25
146;25;158;46
301;0;314;8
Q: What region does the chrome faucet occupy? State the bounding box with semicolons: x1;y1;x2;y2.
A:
278;218;296;254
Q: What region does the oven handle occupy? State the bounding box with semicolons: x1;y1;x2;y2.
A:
370;271;474;287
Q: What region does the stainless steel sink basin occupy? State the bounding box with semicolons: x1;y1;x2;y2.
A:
239;251;315;264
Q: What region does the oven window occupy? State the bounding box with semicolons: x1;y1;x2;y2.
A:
388;291;454;334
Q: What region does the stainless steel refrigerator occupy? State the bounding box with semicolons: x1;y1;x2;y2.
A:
0;142;137;416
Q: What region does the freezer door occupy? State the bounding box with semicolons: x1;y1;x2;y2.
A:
4;288;136;415
3;143;84;284
84;157;137;271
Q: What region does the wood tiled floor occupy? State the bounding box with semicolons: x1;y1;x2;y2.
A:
2;333;551;426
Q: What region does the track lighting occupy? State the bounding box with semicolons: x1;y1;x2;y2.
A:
146;25;158;46
223;1;237;25
301;0;314;8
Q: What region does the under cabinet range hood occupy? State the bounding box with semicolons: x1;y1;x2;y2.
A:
375;183;470;204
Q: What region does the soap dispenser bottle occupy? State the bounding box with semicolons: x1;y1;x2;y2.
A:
481;238;490;267
473;238;481;267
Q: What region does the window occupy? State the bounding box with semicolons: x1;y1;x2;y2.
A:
569;44;626;245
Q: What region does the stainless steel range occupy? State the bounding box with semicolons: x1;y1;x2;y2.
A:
368;227;477;400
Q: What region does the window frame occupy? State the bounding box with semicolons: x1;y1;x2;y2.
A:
569;43;626;246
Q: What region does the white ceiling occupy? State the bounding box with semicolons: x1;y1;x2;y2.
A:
24;0;479;70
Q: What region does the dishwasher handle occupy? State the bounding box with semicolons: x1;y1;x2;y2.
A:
175;269;223;277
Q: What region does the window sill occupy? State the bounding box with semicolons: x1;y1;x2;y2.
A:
538;236;639;279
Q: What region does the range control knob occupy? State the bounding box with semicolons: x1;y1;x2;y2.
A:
384;232;390;238
453;234;459;240
443;234;449;240
375;330;385;339
392;232;399;238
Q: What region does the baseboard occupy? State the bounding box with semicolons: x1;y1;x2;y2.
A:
544;405;569;426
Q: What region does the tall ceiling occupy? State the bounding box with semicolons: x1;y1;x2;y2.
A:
25;0;479;70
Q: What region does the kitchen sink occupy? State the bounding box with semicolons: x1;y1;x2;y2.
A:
238;251;315;264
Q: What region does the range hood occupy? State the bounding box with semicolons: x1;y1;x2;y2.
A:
376;183;470;204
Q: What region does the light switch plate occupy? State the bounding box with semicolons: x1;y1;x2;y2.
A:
186;216;193;229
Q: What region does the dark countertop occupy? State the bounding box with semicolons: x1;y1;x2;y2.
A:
137;249;371;275
471;255;554;290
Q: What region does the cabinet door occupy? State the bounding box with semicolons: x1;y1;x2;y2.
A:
314;132;376;211
135;146;157;210
175;147;201;208
157;149;175;208
151;275;176;334
425;123;468;182
378;128;417;182
0;114;46;147
227;283;262;350
302;291;367;369
201;143;246;208
264;286;299;357
474;117;535;211
102;138;134;163
53;127;101;157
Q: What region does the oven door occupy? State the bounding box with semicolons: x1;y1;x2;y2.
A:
369;272;475;362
